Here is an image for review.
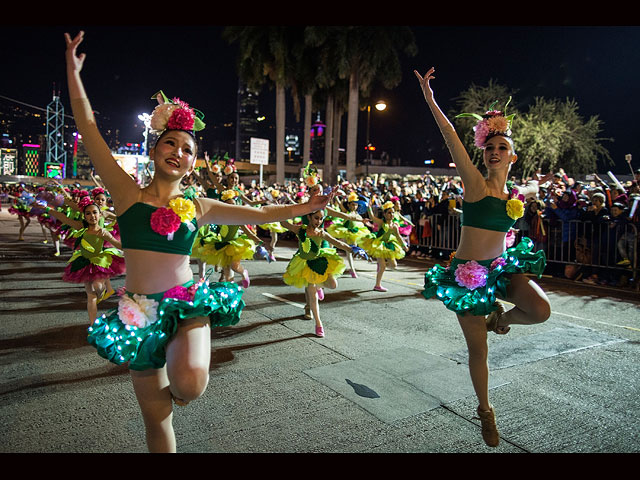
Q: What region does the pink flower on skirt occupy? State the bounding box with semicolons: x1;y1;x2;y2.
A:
162;285;194;302
454;260;488;290
490;257;507;271
150;207;181;235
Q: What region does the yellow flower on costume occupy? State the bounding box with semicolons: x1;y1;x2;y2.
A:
506;198;524;220
168;197;196;222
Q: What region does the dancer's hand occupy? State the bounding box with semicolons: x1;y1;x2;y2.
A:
64;31;86;73
306;186;337;211
414;67;436;102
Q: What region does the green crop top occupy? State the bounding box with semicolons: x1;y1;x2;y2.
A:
117;202;199;255
461;196;515;232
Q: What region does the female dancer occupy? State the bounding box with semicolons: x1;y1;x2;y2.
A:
45;196;124;323
415;67;551;447
280;209;355;337
360;200;408;292
191;189;264;288
326;191;371;278
65;30;333;453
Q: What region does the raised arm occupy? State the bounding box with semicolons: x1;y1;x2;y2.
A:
65;31;139;212
414;68;485;198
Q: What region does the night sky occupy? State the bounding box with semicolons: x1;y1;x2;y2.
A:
1;24;639;177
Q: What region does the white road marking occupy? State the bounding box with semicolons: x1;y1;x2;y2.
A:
262;292;305;309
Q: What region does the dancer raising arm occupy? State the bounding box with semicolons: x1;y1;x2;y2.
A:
65;30;334;453
414;67;551;448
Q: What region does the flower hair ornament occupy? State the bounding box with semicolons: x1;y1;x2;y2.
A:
78;196;96;211
222;154;237;176
302;161;320;187
149;90;206;135
456;97;515;149
381;200;395;211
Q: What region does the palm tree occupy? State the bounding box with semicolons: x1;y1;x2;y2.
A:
223;26;303;184
305;26;417;181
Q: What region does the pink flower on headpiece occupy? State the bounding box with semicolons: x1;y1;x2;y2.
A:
473;121;490;148
454;260;488;290
78;196;94;210
167;99;196;131
91;187;105;198
150;207;182;235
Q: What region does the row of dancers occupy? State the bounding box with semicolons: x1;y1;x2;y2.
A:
9;163;413;339
4;31;554;452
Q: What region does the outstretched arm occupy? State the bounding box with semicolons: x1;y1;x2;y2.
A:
65;31;139;212
414;68;485;199
45;206;84;230
196;187;336;226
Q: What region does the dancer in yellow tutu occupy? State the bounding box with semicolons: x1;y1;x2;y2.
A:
281;209;357;338
191;189;263;288
361;200;409;292
326;191;371;278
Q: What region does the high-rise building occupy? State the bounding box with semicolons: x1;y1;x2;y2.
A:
310;112;326;164
235;81;259;163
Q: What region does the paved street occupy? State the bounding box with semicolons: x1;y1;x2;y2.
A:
1;208;639;453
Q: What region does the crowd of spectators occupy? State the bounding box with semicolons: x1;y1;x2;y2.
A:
3;165;639;289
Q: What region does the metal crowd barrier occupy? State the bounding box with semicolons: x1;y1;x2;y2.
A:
415;213;638;289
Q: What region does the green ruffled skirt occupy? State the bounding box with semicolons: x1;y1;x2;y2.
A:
87;280;245;370
422;237;546;316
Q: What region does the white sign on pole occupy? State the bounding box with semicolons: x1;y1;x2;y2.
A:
250;138;269;165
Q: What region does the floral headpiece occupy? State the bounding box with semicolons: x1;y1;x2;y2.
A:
149;90;206;135
222;154;237;176
91;187;106;198
347;192;359;203
302;161;320;187
78;196;95;211
208;155;225;175
221;189;238;202
381;201;395;211
456;97;515;149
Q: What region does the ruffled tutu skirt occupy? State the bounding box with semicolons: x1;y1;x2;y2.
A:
360;234;406;260
283;248;346;288
62;247;126;283
258;222;287;233
8;204;34;218
326;221;370;246
191;234;256;267
422;237;546;316
87;280;245;370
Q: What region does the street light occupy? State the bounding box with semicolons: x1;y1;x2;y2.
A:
138;113;151;156
365;100;387;177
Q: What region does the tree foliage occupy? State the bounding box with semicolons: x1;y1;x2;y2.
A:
451;82;613;177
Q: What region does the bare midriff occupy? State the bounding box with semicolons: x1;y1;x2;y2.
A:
454;226;507;261
123;249;194;295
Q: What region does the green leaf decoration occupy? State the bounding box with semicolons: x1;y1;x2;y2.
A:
455;112;483;121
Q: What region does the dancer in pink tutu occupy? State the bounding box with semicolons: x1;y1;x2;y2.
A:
45;196;125;324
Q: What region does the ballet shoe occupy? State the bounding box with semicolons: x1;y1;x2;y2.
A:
317;288;324;301
373;285;387;292
474;405;500;447
315;326;324;337
486;301;510;334
350;270;358;278
98;289;115;304
304;305;311;319
241;270;250;288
